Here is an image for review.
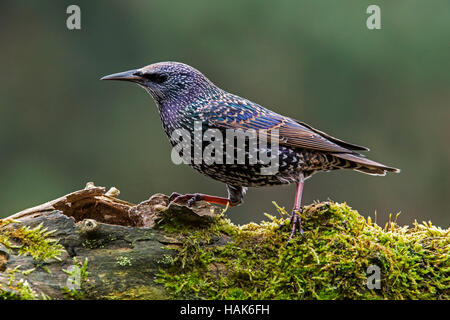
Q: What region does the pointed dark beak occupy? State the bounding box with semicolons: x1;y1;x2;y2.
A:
100;69;142;82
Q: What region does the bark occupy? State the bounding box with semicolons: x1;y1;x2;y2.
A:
1;183;448;300
0;183;222;299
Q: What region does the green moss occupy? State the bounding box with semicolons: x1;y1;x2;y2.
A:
156;201;450;300
116;256;132;267
82;239;104;249
62;257;89;300
0;265;44;300
0;220;65;262
103;286;166;300
0;220;65;300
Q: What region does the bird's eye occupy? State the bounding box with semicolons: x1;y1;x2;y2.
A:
141;73;168;84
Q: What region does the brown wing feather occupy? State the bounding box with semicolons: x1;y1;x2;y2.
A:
211;112;358;153
207;99;367;154
206;99;400;175
277;118;356;153
293;120;369;151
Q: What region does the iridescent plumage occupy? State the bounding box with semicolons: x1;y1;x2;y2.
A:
102;62;400;243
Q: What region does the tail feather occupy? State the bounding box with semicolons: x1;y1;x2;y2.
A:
332;153;400;176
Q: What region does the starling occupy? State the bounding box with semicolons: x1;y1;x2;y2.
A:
101;62;400;243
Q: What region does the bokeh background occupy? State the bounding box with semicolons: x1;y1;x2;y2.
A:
1;1;449;227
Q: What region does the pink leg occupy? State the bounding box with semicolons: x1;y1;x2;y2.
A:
287;173;305;245
293;176;305;211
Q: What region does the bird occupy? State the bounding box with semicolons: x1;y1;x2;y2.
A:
101;62;400;244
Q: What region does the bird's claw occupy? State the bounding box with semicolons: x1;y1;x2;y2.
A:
285;210;305;247
168;192;181;203
168;192;203;207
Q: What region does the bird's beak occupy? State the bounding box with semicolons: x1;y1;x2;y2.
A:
100;69;142;83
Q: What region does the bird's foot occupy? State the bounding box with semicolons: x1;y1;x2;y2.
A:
168;192;204;207
285;210;305;247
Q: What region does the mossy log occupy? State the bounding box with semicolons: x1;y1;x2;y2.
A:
0;183;448;300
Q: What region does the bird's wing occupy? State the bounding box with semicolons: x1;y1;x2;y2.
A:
205;98;368;154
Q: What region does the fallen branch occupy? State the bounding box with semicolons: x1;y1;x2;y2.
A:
0;183;448;300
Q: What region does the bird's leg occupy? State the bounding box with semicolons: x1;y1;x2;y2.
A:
169;185;246;208
168;192;237;207
286;173;306;246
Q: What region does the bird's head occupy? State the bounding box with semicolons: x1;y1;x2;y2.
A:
101;62;217;104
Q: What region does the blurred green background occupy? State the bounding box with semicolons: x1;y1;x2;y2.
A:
1;1;449;227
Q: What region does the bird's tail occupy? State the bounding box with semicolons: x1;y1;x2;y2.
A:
331;153;400;176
